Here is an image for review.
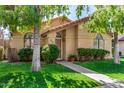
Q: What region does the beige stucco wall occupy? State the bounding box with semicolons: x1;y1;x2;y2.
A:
77;29;95;48
77;25;113;59
119;41;124;56
65;26;76;59
41;37;48;46
47;32;56;44
10;23;113;60
103;35;113;58
46;30;66;59
11;30;56;50
10;32;24;50
42;27;77;60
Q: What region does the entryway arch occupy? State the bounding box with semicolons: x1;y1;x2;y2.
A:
55;32;62;60
24;32;33;48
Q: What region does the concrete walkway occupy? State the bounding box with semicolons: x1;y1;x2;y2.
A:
57;61;124;88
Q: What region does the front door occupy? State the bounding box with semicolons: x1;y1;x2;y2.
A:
55;32;62;60
55;38;62;59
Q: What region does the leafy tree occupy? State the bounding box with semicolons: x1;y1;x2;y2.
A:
0;5;89;71
76;5;89;18
76;5;124;64
0;5;70;71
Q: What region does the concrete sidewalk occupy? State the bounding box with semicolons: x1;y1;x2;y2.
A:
57;61;124;88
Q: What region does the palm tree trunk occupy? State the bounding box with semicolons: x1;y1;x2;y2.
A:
32;24;41;71
113;32;120;64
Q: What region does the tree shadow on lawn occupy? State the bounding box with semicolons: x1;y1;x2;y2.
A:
0;72;100;88
0;72;48;88
43;73;100;88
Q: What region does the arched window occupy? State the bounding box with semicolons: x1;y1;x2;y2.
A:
94;33;104;49
56;32;62;38
24;32;33;48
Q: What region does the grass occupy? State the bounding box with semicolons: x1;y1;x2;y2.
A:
75;58;124;81
0;62;100;88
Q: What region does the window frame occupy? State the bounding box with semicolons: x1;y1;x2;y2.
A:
24;32;33;48
94;34;104;49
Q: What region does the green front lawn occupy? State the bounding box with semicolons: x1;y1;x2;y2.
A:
0;62;100;88
76;58;124;81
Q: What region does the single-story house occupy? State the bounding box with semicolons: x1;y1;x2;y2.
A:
9;16;113;60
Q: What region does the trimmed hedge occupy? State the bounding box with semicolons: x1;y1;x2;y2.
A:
18;48;33;62
18;47;44;62
77;48;110;61
42;44;59;64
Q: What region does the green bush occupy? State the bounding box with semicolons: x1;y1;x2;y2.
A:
18;48;33;62
18;47;45;62
77;48;93;60
68;54;77;59
42;44;59;64
77;48;110;61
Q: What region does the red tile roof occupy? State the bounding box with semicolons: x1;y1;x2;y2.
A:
119;36;124;41
41;16;89;36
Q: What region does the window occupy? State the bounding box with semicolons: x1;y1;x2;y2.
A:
94;34;104;49
24;32;33;48
56;32;62;38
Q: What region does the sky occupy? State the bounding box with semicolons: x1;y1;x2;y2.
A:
68;5;96;20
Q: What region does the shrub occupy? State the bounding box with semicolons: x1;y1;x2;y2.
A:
77;48;93;61
77;48;110;61
68;54;77;62
42;44;59;64
18;47;45;62
68;54;77;59
18;48;33;62
100;49;110;59
0;46;3;61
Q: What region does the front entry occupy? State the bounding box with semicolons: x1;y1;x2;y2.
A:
55;32;62;60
